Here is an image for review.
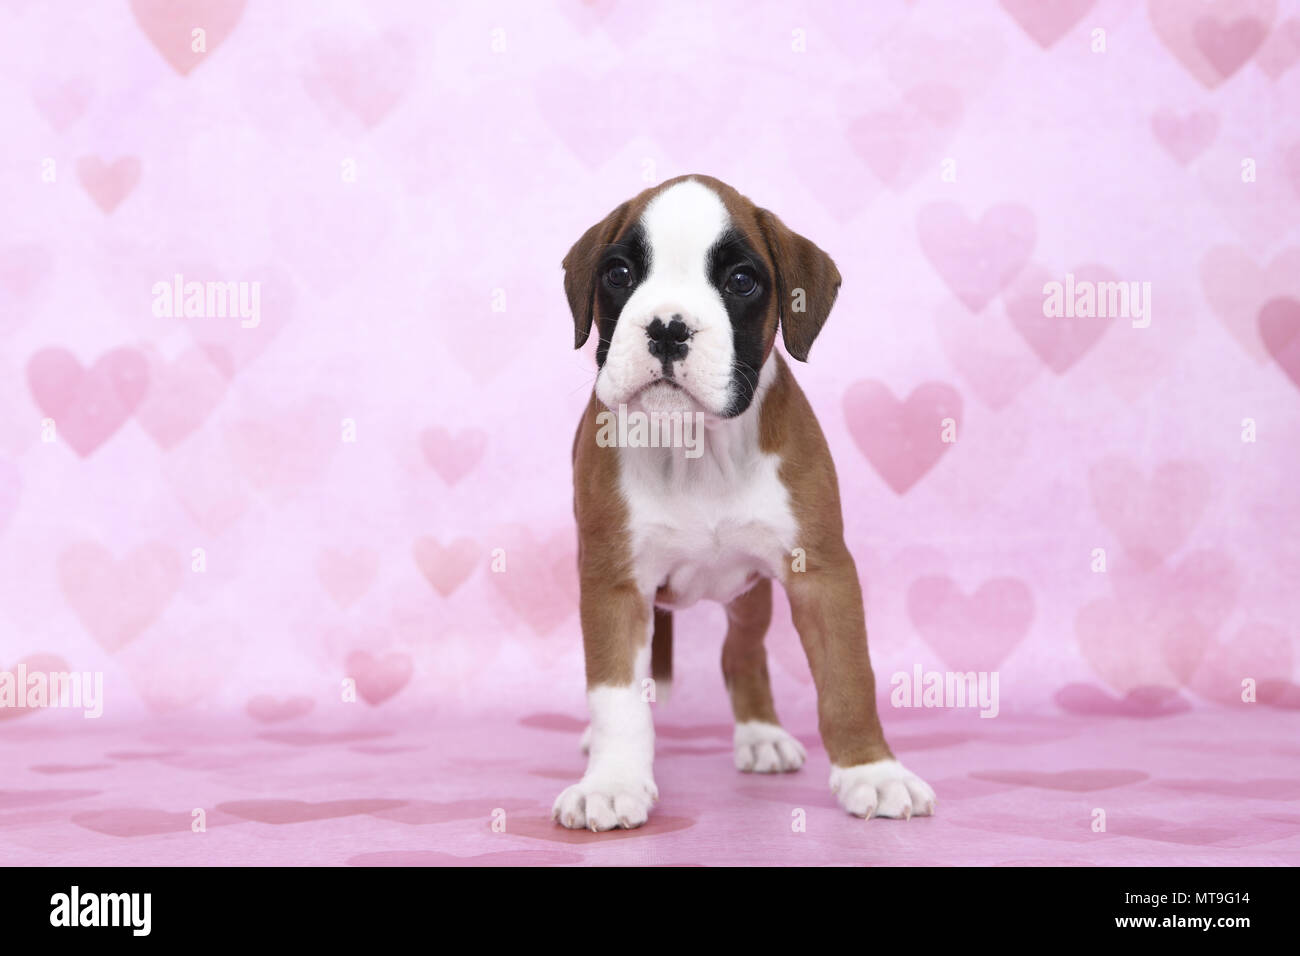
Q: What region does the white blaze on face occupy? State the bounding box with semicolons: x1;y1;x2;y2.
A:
595;180;737;418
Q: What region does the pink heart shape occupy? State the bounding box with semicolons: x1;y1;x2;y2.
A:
186;264;295;377
224;397;339;501
316;548;379;609
1255;17;1300;77
906;575;1034;672
129;0;246;76
1113;552;1239;660
30;76;93;131
784;123;882;224
219;798;405;823
488;528;578;637
917;202;1036;312
303;28;416;130
1076;596;1213;695
72;808;211;837
846;87;963;191
843;380;963;495
134;347;228;450
933;304;1040;410
345;650;414;706
420;426;486;486
57;541;182;652
163;436;250;534
902;84;964;128
1076;551;1236;694
75;156;142;214
27;347;149;457
1199;246;1300;363
1193;16;1268;79
1258;297;1300;389
1004;263;1116;373
1088;457;1211;567
1149;1;1275;89
1189;623;1294;706
1149;108;1218;165
998;0;1096;48
413;536;479;597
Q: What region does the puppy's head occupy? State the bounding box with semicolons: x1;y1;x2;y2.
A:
563;175;840;419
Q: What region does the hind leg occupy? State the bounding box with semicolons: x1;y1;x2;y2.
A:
723;578;805;773
650;607;672;697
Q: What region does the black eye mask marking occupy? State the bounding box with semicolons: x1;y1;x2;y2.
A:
707;229;772;417
593;225;650;369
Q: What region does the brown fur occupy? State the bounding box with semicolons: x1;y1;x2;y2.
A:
761;355;892;766
721;577;781;724
571;394;648;687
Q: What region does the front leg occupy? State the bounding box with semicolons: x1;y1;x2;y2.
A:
784;546;936;820
552;580;658;831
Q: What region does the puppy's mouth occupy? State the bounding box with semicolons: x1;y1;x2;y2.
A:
642;378;682;392
630;376;699;414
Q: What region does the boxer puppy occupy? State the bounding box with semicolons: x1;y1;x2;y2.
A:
554;174;935;831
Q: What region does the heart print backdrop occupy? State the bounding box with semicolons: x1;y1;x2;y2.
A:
0;0;1298;733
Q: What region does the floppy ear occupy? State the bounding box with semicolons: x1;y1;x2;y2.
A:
562;200;632;349
756;208;842;362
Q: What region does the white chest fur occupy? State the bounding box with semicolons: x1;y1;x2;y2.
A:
616;369;798;608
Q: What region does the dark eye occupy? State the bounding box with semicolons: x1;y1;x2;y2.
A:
725;269;758;297
604;261;633;289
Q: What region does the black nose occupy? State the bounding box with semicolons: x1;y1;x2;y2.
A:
646;316;690;364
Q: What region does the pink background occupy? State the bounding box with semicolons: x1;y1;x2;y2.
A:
2;0;1299;865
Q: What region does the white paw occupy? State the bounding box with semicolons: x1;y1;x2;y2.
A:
552;773;658;831
579;724;591;754
830;759;936;820
734;721;806;773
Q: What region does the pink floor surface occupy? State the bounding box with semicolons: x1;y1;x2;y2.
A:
3;706;1298;866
